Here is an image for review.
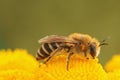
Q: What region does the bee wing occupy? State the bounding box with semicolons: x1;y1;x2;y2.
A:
38;35;76;44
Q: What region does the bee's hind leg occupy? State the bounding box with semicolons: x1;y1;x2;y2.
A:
43;56;52;64
38;57;52;67
43;48;62;64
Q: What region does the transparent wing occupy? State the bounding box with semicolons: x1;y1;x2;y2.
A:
38;35;77;44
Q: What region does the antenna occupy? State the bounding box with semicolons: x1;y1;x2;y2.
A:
99;36;110;46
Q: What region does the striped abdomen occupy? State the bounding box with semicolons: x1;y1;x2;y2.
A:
36;42;61;60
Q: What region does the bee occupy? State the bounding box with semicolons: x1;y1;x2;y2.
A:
36;33;108;70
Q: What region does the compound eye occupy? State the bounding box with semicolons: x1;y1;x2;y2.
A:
90;44;96;58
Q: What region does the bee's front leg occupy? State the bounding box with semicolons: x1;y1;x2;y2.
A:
66;52;73;71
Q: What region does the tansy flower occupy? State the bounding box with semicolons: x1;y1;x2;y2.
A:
107;70;120;80
105;54;120;80
0;49;108;80
0;49;39;80
37;54;108;80
105;54;120;72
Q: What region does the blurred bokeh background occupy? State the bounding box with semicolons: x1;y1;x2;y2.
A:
0;0;120;65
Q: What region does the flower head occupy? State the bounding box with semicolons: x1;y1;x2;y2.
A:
107;70;120;80
105;54;120;80
0;49;39;80
105;54;120;72
37;54;107;80
0;49;108;80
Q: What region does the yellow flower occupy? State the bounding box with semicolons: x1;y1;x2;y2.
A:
105;54;120;80
37;54;108;80
0;49;39;80
107;70;120;80
0;49;108;80
0;69;35;80
105;54;120;72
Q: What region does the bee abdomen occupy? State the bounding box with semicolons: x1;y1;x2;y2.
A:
50;42;60;50
36;42;61;60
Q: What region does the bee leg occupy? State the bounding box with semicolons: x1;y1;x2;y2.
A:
43;56;51;64
84;51;87;57
66;52;73;71
84;52;87;57
84;51;89;59
43;48;62;64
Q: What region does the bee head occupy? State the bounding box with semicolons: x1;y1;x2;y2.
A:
89;36;109;59
69;33;103;58
89;38;101;59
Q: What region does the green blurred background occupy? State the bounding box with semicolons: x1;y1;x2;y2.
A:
0;0;120;65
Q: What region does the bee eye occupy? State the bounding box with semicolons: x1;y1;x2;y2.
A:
90;44;96;58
